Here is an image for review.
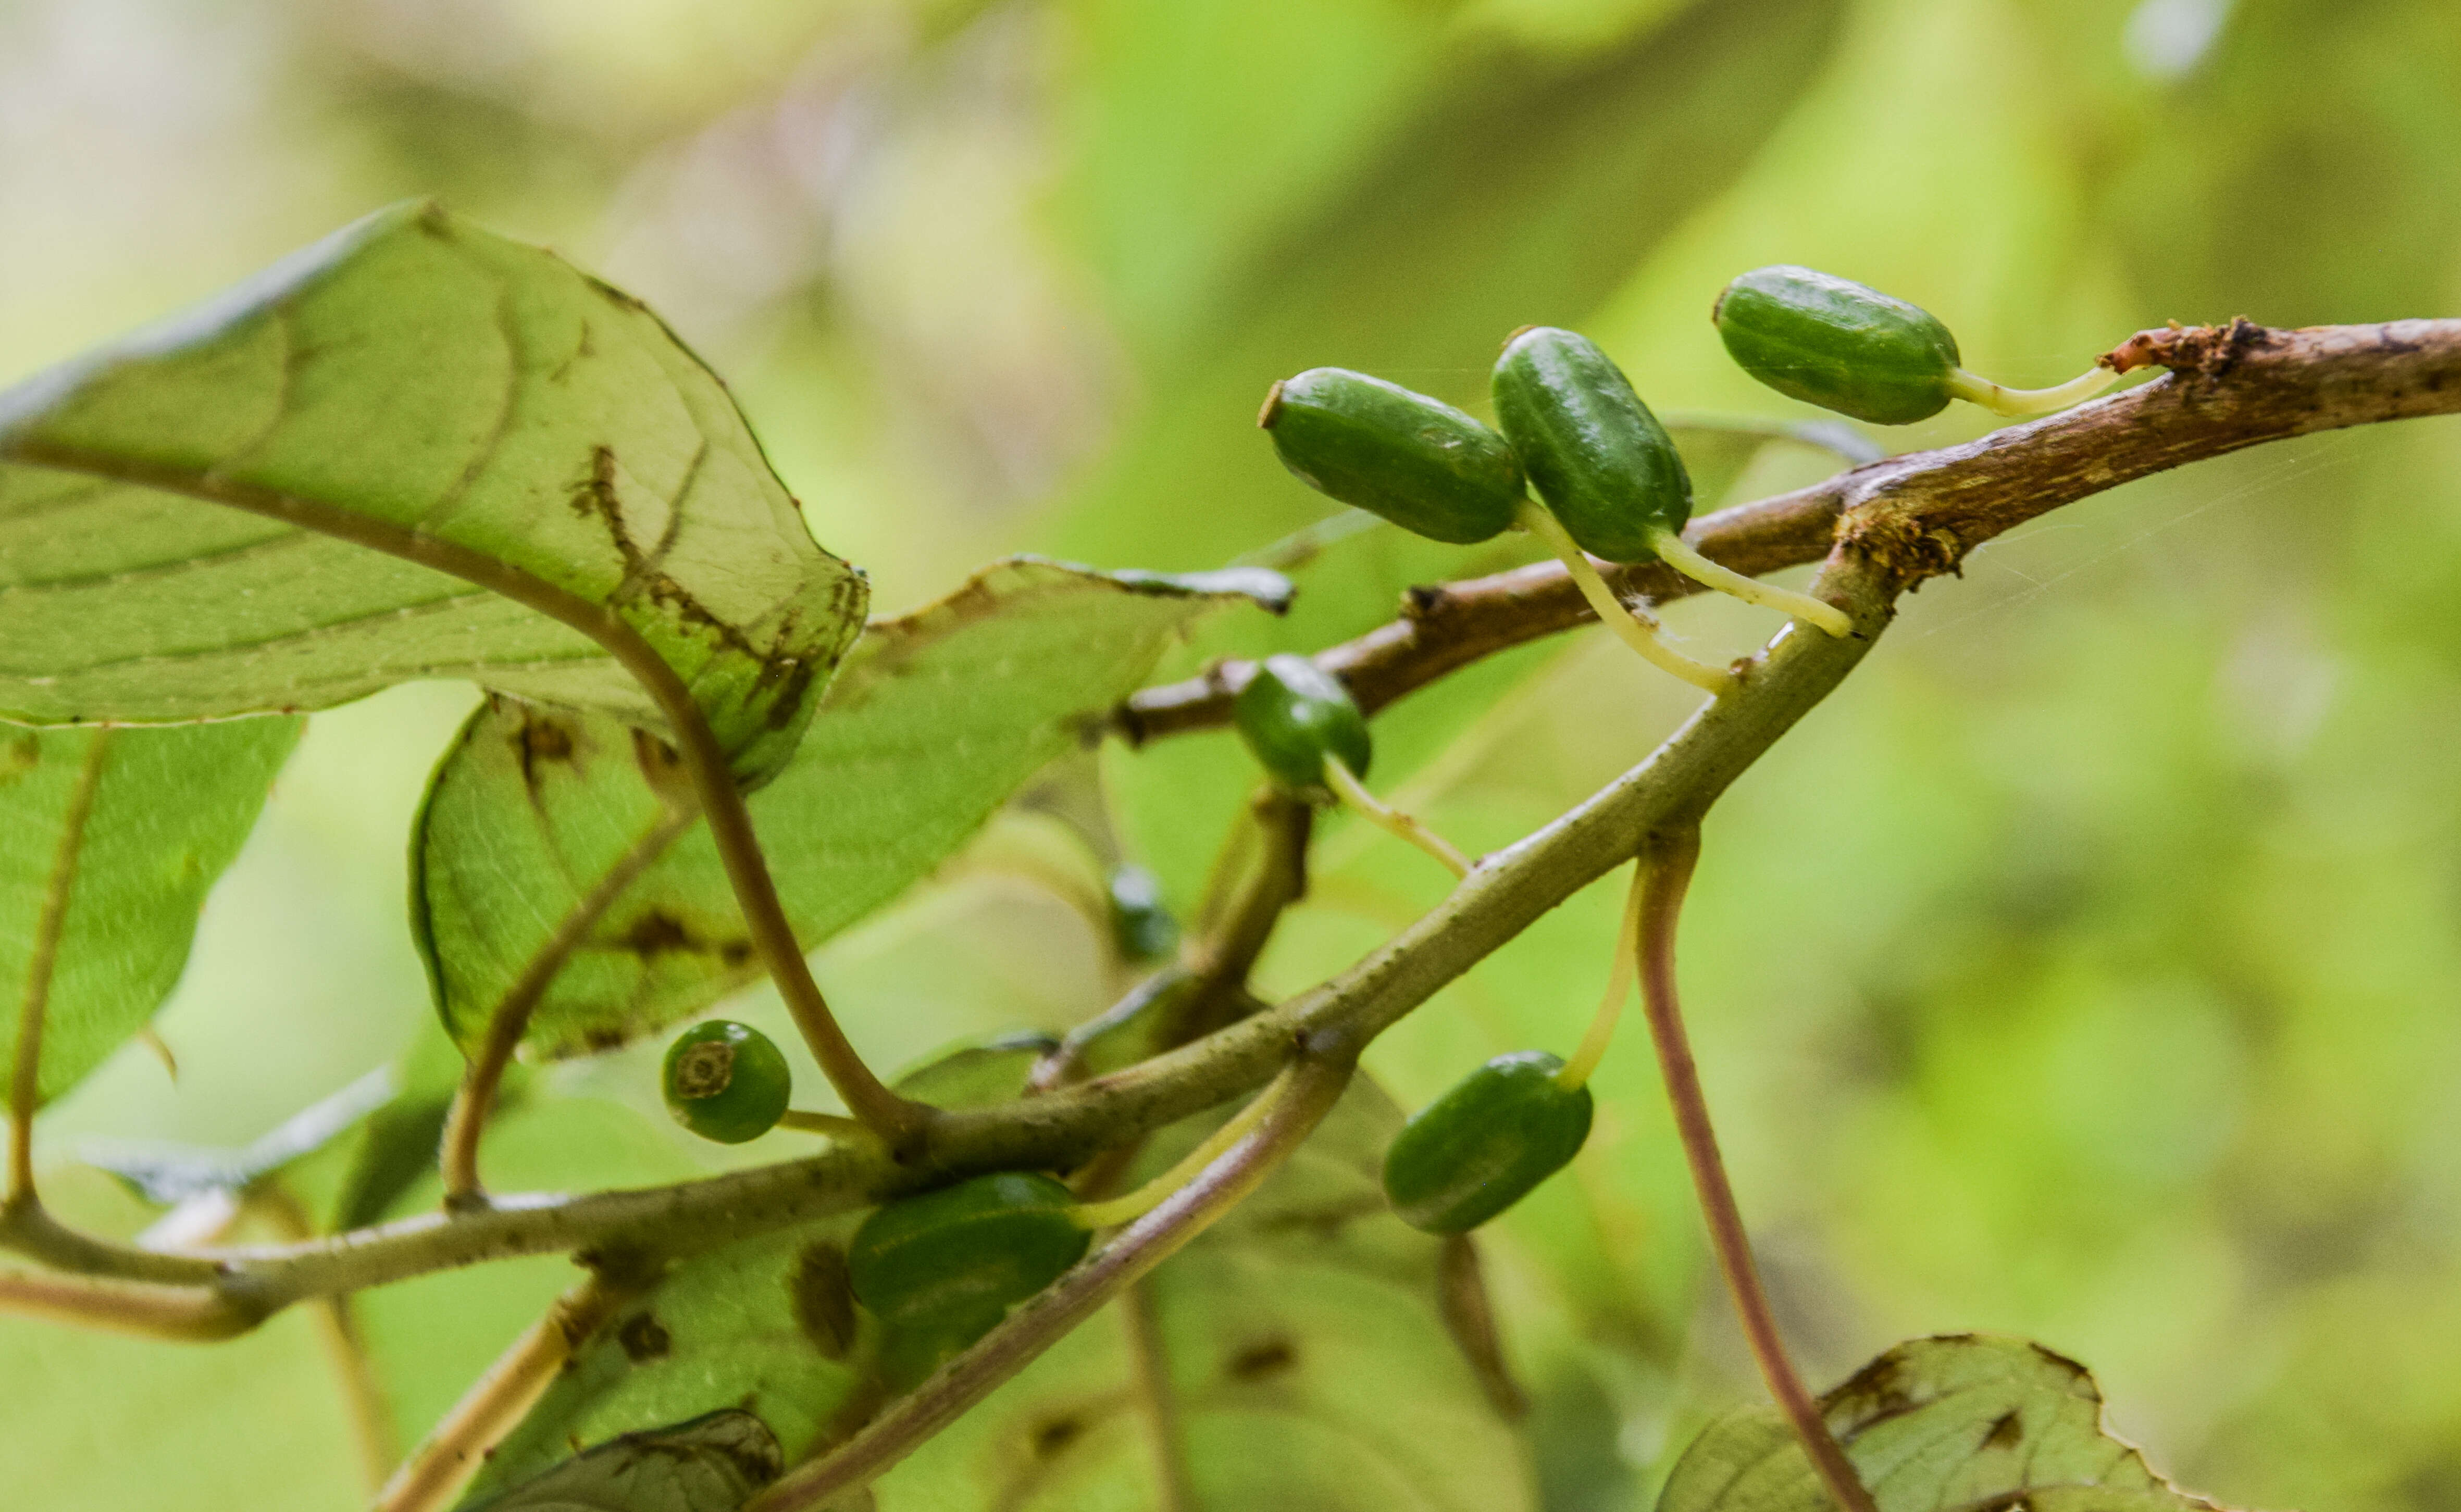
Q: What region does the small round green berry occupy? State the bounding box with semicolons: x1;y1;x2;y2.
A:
1712;265;1961;425
846;1172;1090;1332
661;1020;792;1144
1233;653;1373;794
1490;327;1692;564
1382;1051;1594;1234
1259;369;1526;545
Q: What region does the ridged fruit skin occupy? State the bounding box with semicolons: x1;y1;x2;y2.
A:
1260;368;1525;545
661;1020;792;1144
1233;653;1373;793
847;1172;1090;1332
1382;1050;1594;1234
1712;265;1959;424
1490;327;1691;563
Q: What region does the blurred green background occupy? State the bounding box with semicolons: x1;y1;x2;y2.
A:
5;0;2460;1507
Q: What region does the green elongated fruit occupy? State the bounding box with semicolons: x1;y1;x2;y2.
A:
847;1172;1090;1332
1382;1051;1594;1234
1712;265;1961;425
1490;327;1692;563
1259;368;1526;545
661;1020;792;1144
1233;653;1373;793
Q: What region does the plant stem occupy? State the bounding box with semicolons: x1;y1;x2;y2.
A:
440;811;694;1207
252;1182;398;1493
1321;755;1472;879
1125;318;2461;746
1555;863;1643;1092
372;1268;640;1512
776;1109;875;1140
1122;1278;1196;1512
1435;1233;1529;1419
1632;830;1873;1512
743;1053;1355;1512
0;1267;247;1339
1069;1066;1295;1229
1944;364;2120;416
1517;500;1735;696
7;730;111;1206
1649;527;1853;638
2;443;927;1148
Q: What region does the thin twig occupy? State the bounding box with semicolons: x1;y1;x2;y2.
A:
440;810;695;1206
1119;318;2461;742
2;441;928;1148
0;1266;246;1340
0;552;1890;1317
1123;1278;1196;1512
1632;830;1872;1512
252;1181;399;1493
371;1267;641;1512
743;1053;1357;1512
7;731;111;1205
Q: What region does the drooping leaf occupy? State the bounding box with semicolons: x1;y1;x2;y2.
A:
868;1078;1536;1511
1657;1335;2235;1512
0;202;866;782
463;1034;1049;1506
462;1223;872;1506
412;557;1288;1060
0;719;301;1110
466;1410;784;1512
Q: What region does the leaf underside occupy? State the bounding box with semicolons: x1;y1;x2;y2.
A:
0;201;866;781
412;556;1288;1060
1658;1334;2237;1512
0;719;301;1110
465;1410;784;1512
468;1071;1531;1512
870;1077;1535;1512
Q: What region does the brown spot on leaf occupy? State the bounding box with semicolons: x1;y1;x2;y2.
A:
617;1312;673;1363
1824;1349;1916;1431
508;706;582;798
1981;1409;2023;1451
1029;1416;1085;1458
1226;1338;1298;1382
790;1242;857;1360
618;910;696;956
0;733;39;783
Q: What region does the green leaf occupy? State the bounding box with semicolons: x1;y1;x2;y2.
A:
465;1410;784;1512
463;1229;868;1505
1657;1335;2234;1512
0;719;301;1110
412;557;1287;1060
0;202;866;782
869;1078;1537;1511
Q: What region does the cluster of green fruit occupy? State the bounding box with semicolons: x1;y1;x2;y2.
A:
643;269;2121;1365
1245;266;2122;1236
